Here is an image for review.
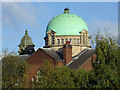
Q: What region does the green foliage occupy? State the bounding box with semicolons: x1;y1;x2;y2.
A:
2;32;120;88
30;61;76;88
92;31;119;88
30;32;119;88
74;70;90;88
2;50;28;88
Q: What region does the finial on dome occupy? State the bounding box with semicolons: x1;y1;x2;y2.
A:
25;29;28;35
64;8;70;13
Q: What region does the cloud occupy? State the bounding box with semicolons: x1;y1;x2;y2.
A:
87;19;118;40
2;2;40;30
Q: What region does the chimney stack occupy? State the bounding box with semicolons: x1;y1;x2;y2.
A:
63;41;72;65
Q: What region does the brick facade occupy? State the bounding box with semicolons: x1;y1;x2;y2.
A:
26;48;56;81
63;41;72;65
57;61;64;67
25;47;97;87
79;54;97;71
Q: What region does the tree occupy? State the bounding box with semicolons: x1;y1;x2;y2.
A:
2;50;28;88
30;32;120;88
30;61;75;88
2;32;120;88
91;31;119;88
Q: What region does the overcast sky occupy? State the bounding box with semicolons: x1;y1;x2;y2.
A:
2;2;118;53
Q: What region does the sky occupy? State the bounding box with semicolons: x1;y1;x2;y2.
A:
1;2;118;53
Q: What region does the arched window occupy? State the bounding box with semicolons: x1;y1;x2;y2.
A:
51;35;54;45
45;38;48;45
80;36;81;44
69;38;72;44
65;38;68;42
77;39;79;44
61;39;64;44
83;35;85;44
57;39;60;44
73;38;76;44
37;70;43;81
32;77;35;81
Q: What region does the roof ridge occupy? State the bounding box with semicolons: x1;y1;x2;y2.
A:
68;49;96;69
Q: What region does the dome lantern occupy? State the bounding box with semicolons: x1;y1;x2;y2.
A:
64;8;70;13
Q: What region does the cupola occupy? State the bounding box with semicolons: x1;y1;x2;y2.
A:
18;29;35;55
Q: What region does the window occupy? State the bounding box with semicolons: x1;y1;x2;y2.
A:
69;38;72;44
77;39;79;44
73;38;76;44
51;35;54;45
80;36;81;44
32;77;35;81
83;35;85;44
30;50;32;53
65;38;68;42
37;70;44;81
46;39;48;45
37;71;41;76
57;39;60;44
61;39;64;44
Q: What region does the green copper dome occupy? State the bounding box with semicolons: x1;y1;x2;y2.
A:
46;8;88;36
19;29;34;50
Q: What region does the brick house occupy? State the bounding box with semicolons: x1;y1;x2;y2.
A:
25;41;97;82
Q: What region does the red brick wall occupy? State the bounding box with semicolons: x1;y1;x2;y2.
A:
92;54;97;61
57;61;64;67
80;54;97;71
26;48;56;81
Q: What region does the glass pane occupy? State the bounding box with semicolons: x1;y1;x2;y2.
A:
65;38;68;42
83;35;85;44
77;39;79;44
73;38;76;44
57;39;60;44
61;39;64;44
69;38;72;44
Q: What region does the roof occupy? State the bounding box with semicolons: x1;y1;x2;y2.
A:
68;49;96;70
18;54;31;61
19;29;34;50
2;54;31;61
1;54;31;66
46;8;88;36
40;48;64;61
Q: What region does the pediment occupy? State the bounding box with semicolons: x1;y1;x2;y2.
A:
47;30;56;34
79;29;89;34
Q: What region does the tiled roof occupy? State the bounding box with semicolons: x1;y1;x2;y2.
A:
2;54;31;61
1;48;96;70
40;48;64;61
18;54;31;61
68;49;96;70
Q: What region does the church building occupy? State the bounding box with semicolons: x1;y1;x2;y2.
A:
18;8;97;81
44;8;90;56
